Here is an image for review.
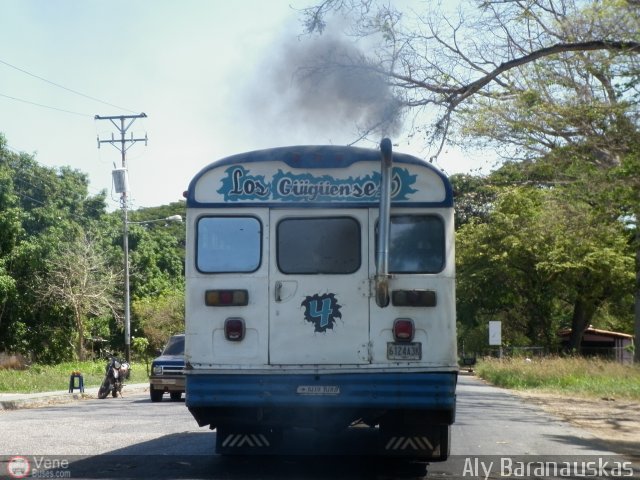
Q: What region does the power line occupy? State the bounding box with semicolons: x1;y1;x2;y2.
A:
0;57;139;114
0;92;91;117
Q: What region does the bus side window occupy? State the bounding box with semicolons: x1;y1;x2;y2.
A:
382;215;445;274
197;217;262;273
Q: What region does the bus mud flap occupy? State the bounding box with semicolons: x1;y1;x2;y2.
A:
215;427;282;455
379;426;450;461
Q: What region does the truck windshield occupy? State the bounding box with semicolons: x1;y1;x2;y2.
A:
163;336;184;356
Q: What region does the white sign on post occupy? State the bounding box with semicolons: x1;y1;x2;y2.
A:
489;321;502;346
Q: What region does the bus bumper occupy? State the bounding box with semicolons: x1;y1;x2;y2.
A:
186;371;457;429
187;371;456;460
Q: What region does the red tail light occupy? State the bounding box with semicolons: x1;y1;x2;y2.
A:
220;291;233;304
224;317;245;341
393;318;415;342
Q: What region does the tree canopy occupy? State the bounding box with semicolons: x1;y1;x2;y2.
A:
0;0;638;362
0;135;185;363
301;0;639;156
301;0;639;359
456;172;634;353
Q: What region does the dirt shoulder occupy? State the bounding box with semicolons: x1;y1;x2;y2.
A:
508;387;640;460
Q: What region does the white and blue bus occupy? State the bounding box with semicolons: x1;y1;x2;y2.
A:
184;139;457;460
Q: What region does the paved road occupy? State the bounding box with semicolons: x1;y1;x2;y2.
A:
1;375;637;479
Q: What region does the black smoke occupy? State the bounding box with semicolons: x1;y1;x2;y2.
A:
247;30;404;141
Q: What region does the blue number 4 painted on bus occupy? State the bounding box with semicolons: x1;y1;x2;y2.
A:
310;298;333;328
301;293;342;333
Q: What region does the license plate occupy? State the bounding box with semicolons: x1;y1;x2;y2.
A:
160;379;176;385
387;342;422;360
296;385;341;395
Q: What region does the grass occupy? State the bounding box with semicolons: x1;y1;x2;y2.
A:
475;356;640;401
0;360;149;393
3;355;638;398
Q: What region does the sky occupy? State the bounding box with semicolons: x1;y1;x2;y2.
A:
0;0;490;211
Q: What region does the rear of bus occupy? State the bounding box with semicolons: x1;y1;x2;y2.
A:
184;143;457;460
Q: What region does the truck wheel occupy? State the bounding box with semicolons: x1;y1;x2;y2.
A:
150;388;164;402
169;392;182;401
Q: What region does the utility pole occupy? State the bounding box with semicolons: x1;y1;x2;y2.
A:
635;226;640;364
95;113;147;363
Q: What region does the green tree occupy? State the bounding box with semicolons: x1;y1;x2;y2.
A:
300;0;640;359
457;184;634;352
36;233;121;361
457;187;558;350
450;173;497;228
132;290;184;355
100;203;185;356
0;135;111;361
0;133;189;363
0;143;20;333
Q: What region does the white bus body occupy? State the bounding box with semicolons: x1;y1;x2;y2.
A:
184;142;457;460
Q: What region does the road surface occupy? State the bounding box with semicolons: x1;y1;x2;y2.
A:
1;374;637;479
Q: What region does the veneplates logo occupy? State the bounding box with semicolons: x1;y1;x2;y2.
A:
7;456;31;479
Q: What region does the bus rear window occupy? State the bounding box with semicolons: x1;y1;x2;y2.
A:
277;217;360;274
197;217;261;273
386;215;445;273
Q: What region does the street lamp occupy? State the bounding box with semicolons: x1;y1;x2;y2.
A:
123;214;182;362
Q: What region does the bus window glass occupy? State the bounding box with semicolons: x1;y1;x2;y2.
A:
277;217;360;274
197;217;261;273
385;215;445;273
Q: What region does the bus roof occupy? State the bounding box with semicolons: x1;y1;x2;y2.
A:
186;145;453;208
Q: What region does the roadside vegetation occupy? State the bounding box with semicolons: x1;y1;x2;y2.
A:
304;0;640;360
0;361;149;393
1;0;639;371
476;357;640;401
0;135;185;364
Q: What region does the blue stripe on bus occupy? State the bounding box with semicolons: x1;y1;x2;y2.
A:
185;371;457;411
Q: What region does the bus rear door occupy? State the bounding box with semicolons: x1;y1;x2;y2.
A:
268;209;371;365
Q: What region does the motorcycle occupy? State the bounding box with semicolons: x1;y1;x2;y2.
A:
97;353;130;399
